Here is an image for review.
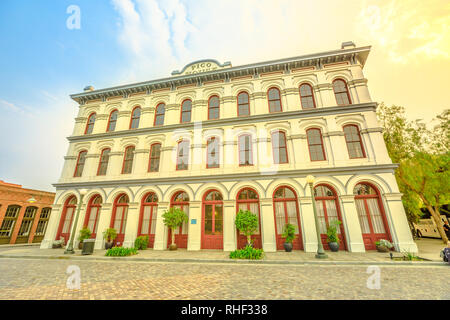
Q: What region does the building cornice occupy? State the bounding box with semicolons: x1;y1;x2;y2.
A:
70;46;371;104
67;102;377;142
53;163;397;189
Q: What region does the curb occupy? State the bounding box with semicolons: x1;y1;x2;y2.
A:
0;254;446;267
0;243;40;249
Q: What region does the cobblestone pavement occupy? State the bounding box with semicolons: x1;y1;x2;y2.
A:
0;258;448;300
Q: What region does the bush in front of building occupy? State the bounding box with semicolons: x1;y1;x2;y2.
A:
105;247;138;257
235;209;259;247
78;227;92;249
230;245;264;260
134;235;149;250
162;207;188;250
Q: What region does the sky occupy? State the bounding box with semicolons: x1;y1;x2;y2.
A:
0;0;449;192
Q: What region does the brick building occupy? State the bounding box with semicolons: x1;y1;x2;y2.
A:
0;180;54;244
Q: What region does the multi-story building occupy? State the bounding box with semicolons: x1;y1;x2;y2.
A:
0;180;54;244
41;42;417;253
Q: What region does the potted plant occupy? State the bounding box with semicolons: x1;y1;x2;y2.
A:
281;223;296;252
103;228;117;250
78;227;92;249
375;239;393;252
162;207;188;250
235;209;259;248
326;220;342;252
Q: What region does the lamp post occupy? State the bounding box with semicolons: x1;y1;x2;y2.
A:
64;189;87;254
306;175;328;259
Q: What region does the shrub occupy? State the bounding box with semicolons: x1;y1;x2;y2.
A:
229;245;264;260
162;207;188;247
78;227;92;243
281;223;296;243
326;220;342;243
103;228;117;241
134;235;149;250
375;239;393;248
105;247;138;257
235;210;259;247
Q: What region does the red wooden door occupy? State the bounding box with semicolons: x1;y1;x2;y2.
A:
354;183;391;250
202;190;223;249
167;191;189;249
110;194;129;247
138;193;158;248
314;185;347;250
84;195;101;239
273;186;303;250
236;188;262;249
57;196;77;244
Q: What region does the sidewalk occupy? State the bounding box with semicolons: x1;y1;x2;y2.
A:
0;238;446;266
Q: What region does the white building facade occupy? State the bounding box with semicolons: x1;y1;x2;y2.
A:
41;42;417;253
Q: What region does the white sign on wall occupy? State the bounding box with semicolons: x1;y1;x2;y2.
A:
172;60;231;76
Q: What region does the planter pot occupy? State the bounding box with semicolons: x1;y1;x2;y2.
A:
328;242;339;252
78;241;83;250
169;243;178;251
376;245;389;252
105;241;114;250
283;242;293;252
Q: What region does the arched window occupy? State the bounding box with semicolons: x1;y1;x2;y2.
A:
299;83;316;109
97;148;111;176
110;194;129;246
306;128;326;161
273;186;302;250
84;195;102;238
139;192;158;248
206;137;219;168
238;134;253;166
169;191;189;248
154;103;165;126
16;206;37;243
271;131;288;164
343;125;366;159
107;110;118;132
74;150;87;177
176;140;189;170
122;146;135;174
130;106;141;129
0;205;21;244
202;190;224;249
57;195;77;243
148;143;161;172
208;96;220;120
180;99;192;123
85;113;96;134
354;183;390;250
33;207;51;243
236;188;261;248
237;91;250;116
333;79;351;105
268;87;282;113
314;185;346;250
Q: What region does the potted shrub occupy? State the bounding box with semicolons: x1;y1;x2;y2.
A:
162;207;188;250
77;227;92;249
326;220;342;252
235;209;259;247
375;239;393;252
103;228;117;250
134;235;149;250
281;223;296;252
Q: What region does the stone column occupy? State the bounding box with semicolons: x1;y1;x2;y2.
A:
72;202;88;249
123;202;140;248
260;198;276;252
94;203;112;249
298;196;318;252
40;204;62;249
339;195;365;252
383;193;418;253
187;201;201;251
153;202;169;250
223;200;236;251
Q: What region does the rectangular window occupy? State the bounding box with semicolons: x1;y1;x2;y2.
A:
74;151;87;177
207;137;219;168
239;135;253;166
97;149;111;176
307;129;326;161
122;146;135;174
177;140;189;170
149;144;161;172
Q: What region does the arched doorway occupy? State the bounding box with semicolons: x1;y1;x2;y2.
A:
202;190;223;249
138;192;158;248
314;184;347;250
84;195;102;239
354;183;391;250
57;195;77;244
110;194;129;246
273;186;303;250
168;191;189;249
236;188;262;248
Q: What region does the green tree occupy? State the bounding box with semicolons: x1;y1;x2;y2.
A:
235;209;258;247
162;207;188;248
